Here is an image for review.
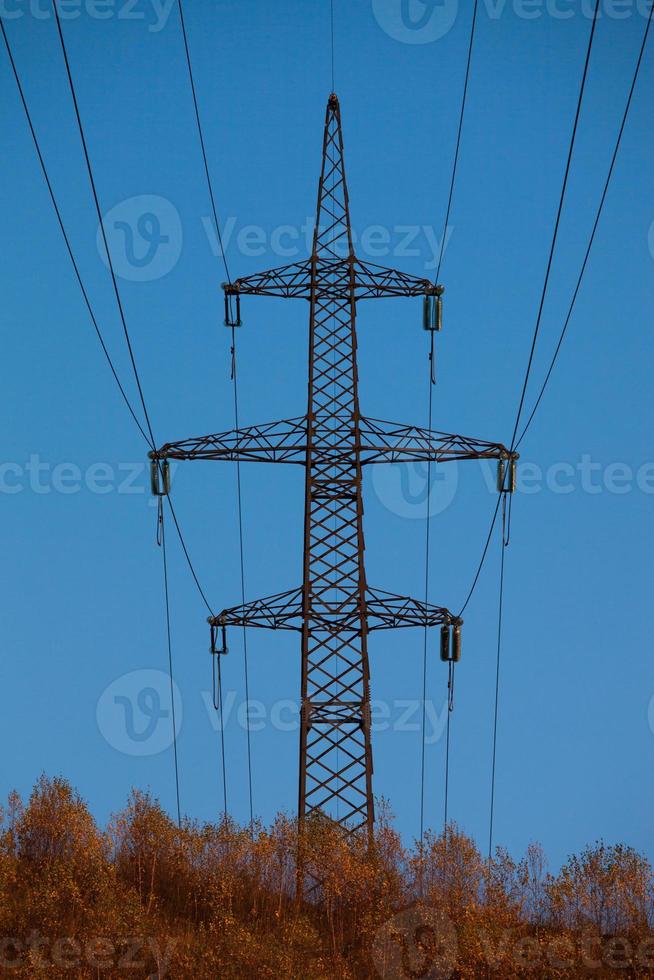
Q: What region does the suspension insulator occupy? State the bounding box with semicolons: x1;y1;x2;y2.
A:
452;623;462;663
498;457;517;494
224;287;241;328
210;623;228;656
509;457;517;493
497;458;506;493
435;293;442;331
440;624;451;662
423;292;443;332
150;458;170;496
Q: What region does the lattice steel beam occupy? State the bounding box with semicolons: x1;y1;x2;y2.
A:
154;93;511;843
152;415;514;466
211;586;458;633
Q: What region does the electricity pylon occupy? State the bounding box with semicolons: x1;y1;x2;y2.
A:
151;94;514;840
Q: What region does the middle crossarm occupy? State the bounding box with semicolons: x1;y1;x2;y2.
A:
211;586;459;632
224;257;442;302
151;416;515;466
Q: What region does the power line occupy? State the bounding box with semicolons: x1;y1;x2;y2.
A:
49;0;213;614
509;0;600;450
2;15;214;626
515;2;653;451
49;1;235;822
483;0;602;862
0;17;150;448
420;0;480;844
49;3;214;617
211;636;228;818
174;0;253;826
485;0;651;860
458;0;601;617
419;369;435;846
443;662;455;831
51;0;157;451
159;507;182;827
4;13;192;819
433;0;479;285
458;494;502;618
230;341;254;828
487;496;508;860
48;0;188;816
165;495;214;615
176;0;231;284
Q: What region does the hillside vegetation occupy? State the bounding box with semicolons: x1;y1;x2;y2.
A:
0;777;651;977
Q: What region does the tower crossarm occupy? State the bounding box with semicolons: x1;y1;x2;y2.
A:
150;416;514;467
225;260;313;299
359;418;515;465
150;417;308;464
224;258;441;303
210;586;459;633
352;259;441;300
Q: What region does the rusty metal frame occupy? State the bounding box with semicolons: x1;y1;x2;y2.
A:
152;415;512;467
152;94;514;841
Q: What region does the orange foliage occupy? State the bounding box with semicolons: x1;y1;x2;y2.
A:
0;777;651;977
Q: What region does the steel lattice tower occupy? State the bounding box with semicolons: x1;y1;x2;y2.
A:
152;94;513;838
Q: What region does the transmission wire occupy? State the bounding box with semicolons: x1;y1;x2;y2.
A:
419;0;480;850
509;0;600;450
487;495;508;860
515;2;653;451
433;0;479;285
175;0;253;826
51;0;157;450
459;0;601;615
159;508;182;828
481;0;601;861
0;17;150;448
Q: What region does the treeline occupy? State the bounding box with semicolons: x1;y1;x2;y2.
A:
0;776;651;977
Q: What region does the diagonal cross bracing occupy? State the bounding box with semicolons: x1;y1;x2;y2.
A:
153;94;514;840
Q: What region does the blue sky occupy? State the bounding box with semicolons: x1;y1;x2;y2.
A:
0;0;653;871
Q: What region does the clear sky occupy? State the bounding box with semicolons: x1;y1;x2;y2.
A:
0;0;652;871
